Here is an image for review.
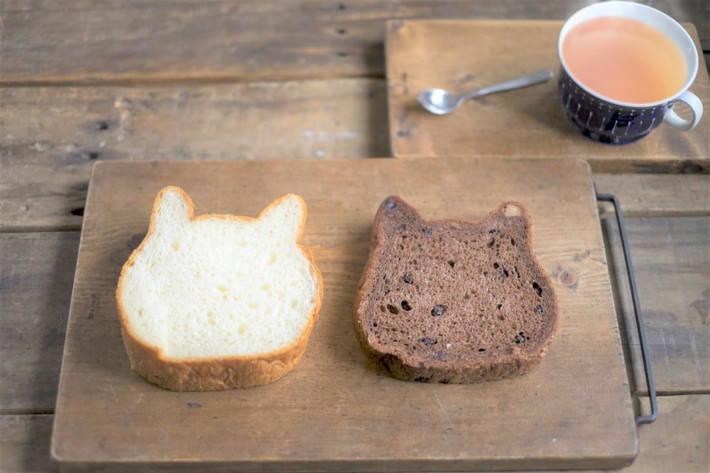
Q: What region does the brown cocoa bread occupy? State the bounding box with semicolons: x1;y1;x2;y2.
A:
353;196;558;383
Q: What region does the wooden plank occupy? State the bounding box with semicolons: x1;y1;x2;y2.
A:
0;1;705;85
3;396;709;473
53;158;636;471
594;174;710;217
625;395;710;473
603;217;710;394
2;81;709;232
0;232;79;414
0;415;54;473
387;20;710;172
0;79;389;231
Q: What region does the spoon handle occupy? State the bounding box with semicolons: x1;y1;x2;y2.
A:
459;69;554;102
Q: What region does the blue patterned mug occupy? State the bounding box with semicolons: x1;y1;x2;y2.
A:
558;1;702;144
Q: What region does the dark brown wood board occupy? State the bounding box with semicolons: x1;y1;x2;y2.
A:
52;158;636;472
386;20;710;172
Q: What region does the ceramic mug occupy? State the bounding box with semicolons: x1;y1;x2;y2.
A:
558;1;703;144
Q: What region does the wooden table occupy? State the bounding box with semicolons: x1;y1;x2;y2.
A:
1;1;708;472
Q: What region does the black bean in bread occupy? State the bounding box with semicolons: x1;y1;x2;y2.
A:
353;196;559;383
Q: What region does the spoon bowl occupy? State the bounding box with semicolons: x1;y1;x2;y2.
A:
418;88;461;115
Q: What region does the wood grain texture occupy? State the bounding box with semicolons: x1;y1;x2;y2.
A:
0;0;706;85
387;20;710;172
2;80;709;231
0;415;54;473
0;219;701;418
594;174;710;217
0;79;389;231
604;217;710;394
3;396;706;473
0;232;79;414
52;158;637;471
625;395;710;473
0;220;701;407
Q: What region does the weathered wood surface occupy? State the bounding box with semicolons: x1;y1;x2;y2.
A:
626;395;710;473
1;80;708;232
3;396;709;473
604;217;710;395
52;159;637;471
0;216;705;472
2;1;709;471
594;174;710;218
0;415;54;473
387;20;710;172
0;79;389;231
2;218;704;415
0;232;79;414
0;199;705;471
0;0;706;85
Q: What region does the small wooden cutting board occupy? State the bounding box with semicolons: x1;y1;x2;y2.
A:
387;20;710;172
53;157;636;471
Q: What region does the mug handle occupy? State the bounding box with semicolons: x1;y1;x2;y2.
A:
663;90;703;131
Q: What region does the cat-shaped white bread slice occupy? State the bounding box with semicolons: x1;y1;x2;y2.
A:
116;186;323;391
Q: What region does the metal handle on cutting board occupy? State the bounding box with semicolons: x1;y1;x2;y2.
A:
596;190;657;425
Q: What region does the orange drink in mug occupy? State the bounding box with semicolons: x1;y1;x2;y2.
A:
558;1;702;144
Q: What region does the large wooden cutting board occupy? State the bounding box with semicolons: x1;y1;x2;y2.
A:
52;158;636;471
387;20;710;172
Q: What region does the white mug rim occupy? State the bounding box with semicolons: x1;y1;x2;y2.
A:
558;1;699;108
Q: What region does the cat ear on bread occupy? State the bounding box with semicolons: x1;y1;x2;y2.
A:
490;202;526;220
501;203;523;218
378;195;423;223
487;201;532;238
149;187;305;243
257;194;307;243
151;186;195;234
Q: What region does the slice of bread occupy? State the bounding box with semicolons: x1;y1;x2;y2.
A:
353;196;558;383
116;186;323;391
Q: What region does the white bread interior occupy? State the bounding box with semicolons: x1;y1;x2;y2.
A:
116;186;322;391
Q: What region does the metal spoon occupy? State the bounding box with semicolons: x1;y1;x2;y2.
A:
418;69;554;115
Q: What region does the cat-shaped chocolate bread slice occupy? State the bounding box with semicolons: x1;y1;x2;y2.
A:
353;196;558;383
117;186;323;391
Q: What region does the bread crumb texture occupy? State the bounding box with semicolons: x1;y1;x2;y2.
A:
354;196;558;384
116;187;322;390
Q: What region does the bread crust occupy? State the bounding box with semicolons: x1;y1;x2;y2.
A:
353;196;559;383
116;186;323;391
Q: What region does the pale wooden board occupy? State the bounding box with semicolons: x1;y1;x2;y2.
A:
0;233;79;414
1;1;706;85
386;20;710;172
52;158;636;471
604;217;710;394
